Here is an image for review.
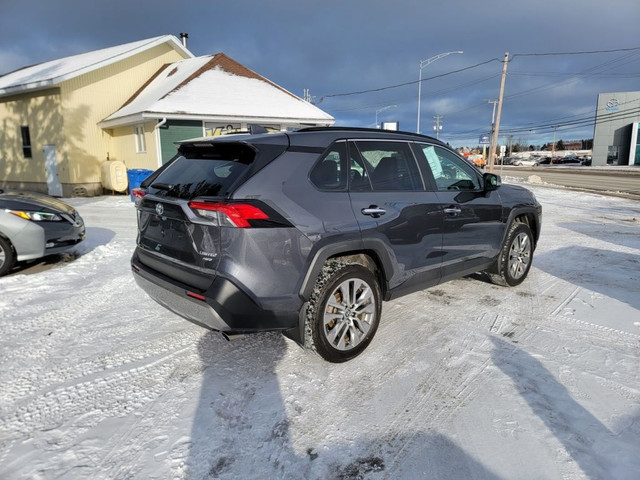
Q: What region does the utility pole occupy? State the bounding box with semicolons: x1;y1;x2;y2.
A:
551;126;558;156
487;100;498;163
433;115;443;139
488;52;509;173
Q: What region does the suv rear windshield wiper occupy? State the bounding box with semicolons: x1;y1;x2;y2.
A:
150;182;174;191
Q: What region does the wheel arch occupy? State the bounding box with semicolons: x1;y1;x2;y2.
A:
298;243;393;302
504;208;540;249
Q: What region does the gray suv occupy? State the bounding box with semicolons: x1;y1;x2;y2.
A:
131;127;541;362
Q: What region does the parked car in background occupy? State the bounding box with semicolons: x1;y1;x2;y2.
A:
535;157;552;166
512;158;539;167
472;157;486;168
131;126;542;363
560;157;582;165
0;190;85;276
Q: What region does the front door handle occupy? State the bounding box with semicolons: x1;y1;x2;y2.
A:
443;206;462;216
361;206;386;218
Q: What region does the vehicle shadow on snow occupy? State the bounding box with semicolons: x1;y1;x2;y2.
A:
76;227;117;255
558;221;640;251
187;332;503;479
535;246;640;311
490;336;640;479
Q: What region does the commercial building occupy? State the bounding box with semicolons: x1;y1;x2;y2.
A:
592;91;640;166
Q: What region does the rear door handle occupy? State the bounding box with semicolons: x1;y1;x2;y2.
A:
361;206;386;218
443;206;462;216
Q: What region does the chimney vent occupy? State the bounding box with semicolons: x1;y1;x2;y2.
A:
180;32;189;48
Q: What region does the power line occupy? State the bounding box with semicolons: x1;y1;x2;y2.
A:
318;58;501;101
447;101;640;140
501;107;640;135
329;74;500;113
500;97;640;134
510;71;640;78
511;47;640;57
506;51;640;101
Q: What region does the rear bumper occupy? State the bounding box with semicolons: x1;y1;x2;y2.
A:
131;252;300;333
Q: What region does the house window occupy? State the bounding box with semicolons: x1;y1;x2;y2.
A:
204;123;241;137
21;126;32;158
134;125;146;153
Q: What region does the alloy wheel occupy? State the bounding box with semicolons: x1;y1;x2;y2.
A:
322;278;376;351
508;232;531;280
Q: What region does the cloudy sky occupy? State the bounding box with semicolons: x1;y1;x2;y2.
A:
1;0;639;147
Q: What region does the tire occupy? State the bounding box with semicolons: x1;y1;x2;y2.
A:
0;236;16;277
487;222;534;287
305;260;381;363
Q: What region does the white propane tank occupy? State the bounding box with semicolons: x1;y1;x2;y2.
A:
102;161;128;192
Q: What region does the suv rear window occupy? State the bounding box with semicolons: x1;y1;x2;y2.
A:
150;144;254;199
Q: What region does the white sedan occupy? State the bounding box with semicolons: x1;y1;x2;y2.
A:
512;158;539;167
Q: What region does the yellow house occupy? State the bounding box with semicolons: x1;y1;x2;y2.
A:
101;52;335;168
0;35;193;196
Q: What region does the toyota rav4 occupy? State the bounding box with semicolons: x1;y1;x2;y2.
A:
131;127;541;362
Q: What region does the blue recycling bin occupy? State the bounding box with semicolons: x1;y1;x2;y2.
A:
127;168;153;201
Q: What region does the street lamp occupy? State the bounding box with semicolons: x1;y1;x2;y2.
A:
416;51;463;134
375;105;397;128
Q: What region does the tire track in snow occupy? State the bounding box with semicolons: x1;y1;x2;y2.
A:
0;344;197;444
375;330;495;477
0;328;201;409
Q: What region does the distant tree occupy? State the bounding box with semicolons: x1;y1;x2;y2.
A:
582;139;593;149
529;145;536;151
556;139;565;151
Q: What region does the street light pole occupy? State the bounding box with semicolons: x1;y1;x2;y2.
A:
375;105;397;128
416;51;463;134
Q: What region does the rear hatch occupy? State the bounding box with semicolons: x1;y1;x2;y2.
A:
135;137;288;290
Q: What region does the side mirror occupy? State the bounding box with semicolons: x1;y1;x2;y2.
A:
483;173;501;191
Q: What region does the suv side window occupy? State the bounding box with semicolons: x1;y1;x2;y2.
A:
352;141;423;191
418;144;481;191
310;142;347;191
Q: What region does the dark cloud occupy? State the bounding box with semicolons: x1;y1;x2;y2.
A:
2;0;639;146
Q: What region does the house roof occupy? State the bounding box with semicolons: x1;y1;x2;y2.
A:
0;35;193;98
100;53;334;127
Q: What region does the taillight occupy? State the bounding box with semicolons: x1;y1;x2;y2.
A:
188;201;269;228
131;188;146;199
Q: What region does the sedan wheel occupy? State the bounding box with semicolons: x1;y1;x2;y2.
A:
0;237;16;277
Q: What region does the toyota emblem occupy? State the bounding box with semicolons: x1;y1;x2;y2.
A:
155;203;164;216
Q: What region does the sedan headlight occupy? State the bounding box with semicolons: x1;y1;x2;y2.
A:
6;210;63;221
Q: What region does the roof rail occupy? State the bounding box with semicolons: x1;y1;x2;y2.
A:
296;126;443;143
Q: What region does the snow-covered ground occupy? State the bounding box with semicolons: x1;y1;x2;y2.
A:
1;184;639;479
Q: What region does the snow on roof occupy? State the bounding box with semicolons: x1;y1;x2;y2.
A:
101;53;334;126
0;35;193;97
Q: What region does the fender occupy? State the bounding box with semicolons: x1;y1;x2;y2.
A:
502;205;542;248
297;234;396;302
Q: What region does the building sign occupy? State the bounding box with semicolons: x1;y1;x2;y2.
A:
381;122;399;131
479;134;490;145
605;98;620;111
